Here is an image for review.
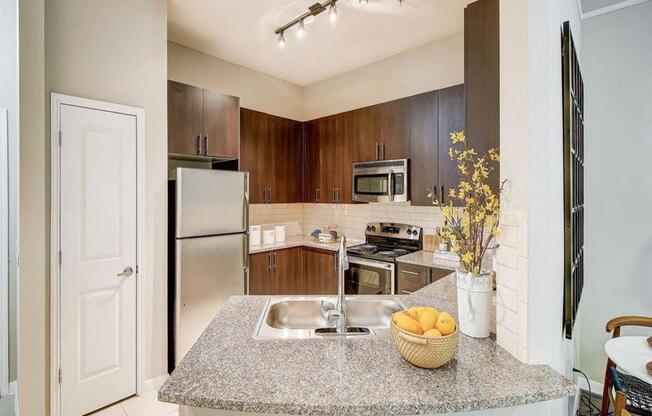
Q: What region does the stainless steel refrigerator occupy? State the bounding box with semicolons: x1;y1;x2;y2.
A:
168;168;248;370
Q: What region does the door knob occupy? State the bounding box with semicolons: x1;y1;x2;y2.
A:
117;266;134;278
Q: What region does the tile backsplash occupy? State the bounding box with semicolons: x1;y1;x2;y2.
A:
250;203;446;240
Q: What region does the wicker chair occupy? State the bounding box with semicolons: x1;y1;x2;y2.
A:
601;316;652;416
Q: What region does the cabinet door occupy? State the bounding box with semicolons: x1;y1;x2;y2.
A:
465;0;500;194
397;263;430;294
168;80;203;156
239;108;268;204
248;252;272;295
336;107;379;203
202;89;239;159
379;97;411;160
304;119;321;203
320;116;339;203
303;247;337;295
268;115;302;203
408;91;439;206
271;248;303;295
438;84;466;206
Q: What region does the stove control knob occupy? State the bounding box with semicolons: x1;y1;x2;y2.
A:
366;225;372;232
371;226;376;232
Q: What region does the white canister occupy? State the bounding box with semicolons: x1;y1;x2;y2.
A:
274;225;286;242
456;270;493;338
249;225;261;246
263;229;275;245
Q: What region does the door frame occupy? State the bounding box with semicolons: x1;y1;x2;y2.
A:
49;93;146;416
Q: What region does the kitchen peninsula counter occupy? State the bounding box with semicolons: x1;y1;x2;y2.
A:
159;275;575;415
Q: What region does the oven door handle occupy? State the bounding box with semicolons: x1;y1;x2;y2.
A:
387;169;394;202
348;256;396;271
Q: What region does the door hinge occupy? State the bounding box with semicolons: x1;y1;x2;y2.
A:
58;369;62;384
58;130;62;146
58;250;62;266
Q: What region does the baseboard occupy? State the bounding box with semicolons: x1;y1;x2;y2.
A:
577;376;604;397
142;374;169;394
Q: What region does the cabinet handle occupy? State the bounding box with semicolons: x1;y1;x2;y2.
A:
272;252;277;270
381;142;385;160
263;188;267;203
399;290;413;295
332;188;336;203
316;188;321;203
375;142;379;160
203;136;208;156
267;252;272;272
268;187;272;204
335;188;339;203
196;135;202;155
441;185;445;204
402;270;420;276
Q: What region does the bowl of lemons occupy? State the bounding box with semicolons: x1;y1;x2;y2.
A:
390;306;458;369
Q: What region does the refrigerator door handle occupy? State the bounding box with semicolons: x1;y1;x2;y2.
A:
243;234;249;294
243;173;249;229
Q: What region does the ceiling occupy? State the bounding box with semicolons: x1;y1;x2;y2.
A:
168;0;472;86
581;0;630;12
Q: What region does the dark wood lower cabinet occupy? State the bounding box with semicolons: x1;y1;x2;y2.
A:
303;247;338;295
396;262;452;294
248;248;303;295
249;247;337;296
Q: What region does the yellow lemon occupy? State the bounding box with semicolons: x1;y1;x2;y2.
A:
392;311;408;324
419;310;438;332
436;311;456;335
406;307;422;320
423;328;443;338
395;314;422;335
424;307;439;317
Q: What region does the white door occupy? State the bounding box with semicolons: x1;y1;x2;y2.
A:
59;104;137;416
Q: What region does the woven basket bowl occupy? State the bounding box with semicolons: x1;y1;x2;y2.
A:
390;314;458;369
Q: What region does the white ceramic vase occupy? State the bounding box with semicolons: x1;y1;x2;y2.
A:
456;270;493;338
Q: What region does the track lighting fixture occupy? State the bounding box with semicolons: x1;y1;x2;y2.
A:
359;0;368;4
277;32;286;48
296;19;306;39
329;3;337;24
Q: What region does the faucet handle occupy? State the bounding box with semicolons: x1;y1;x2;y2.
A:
320;300;336;314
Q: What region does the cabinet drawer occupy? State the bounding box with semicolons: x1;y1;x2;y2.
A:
397;263;430;294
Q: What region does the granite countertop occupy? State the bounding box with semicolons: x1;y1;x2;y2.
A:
159;275;575;415
249;235;365;254
396;250;461;270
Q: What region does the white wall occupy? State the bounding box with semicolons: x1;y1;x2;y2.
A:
168;42;304;121
0;0;18;385
302;33;464;120
579;1;652;382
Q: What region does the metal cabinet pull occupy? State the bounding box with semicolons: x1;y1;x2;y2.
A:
196;135;202;155
267;252;272;272
316;188;321;203
399;290;413;295
375;142;379;160
332;187;336;203
118;266;134;278
441;185;445;204
272;252;277;270
268;187;272;203
203;136;208;155
402;270;420;276
381;142;385;160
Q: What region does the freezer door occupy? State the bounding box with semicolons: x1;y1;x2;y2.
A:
175;168;248;238
174;233;247;365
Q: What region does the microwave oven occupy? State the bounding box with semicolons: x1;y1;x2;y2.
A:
352;159;409;203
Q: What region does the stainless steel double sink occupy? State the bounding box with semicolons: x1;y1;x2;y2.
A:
253;296;407;339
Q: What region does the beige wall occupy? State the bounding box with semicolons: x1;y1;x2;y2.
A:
168;42;304;121
302;33;464;120
19;0;47;413
19;0;168;414
169;33;464;122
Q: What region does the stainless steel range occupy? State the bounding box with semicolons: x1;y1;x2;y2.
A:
345;222;422;295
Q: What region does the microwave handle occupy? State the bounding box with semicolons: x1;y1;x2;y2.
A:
388;169;394;202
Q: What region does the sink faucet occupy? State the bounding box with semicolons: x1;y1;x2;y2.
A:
321;235;349;333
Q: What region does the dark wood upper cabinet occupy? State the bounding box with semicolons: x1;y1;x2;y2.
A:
168;81;203;156
168;80;240;159
268;115;302;203
465;0;500;193
438;84;466;206
304;116;337;203
379;97;411;161
303;247;337;295
239;108;268;204
408;91;439;206
240;108;302;204
304;119;321;203
202;89;239;159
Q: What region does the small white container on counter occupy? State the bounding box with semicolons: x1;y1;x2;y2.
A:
263;229;275;245
249;225;261;246
274;225;286;242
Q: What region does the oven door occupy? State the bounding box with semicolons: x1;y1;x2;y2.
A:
345;257;395;295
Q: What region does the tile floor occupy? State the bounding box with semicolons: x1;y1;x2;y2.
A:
88;390;178;416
